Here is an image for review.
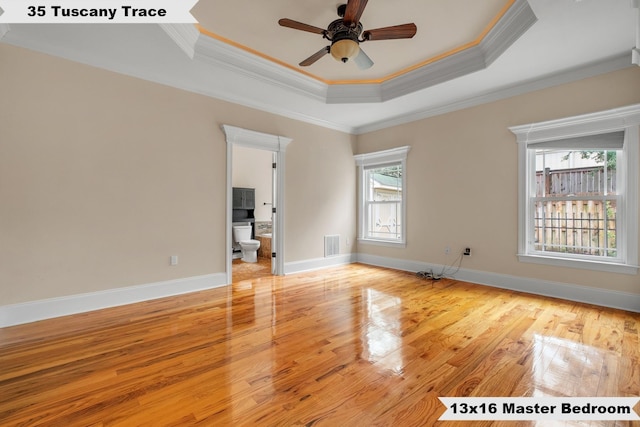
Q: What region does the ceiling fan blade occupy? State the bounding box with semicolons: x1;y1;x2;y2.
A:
363;23;417;41
278;18;326;35
343;0;369;25
354;48;373;70
299;46;330;66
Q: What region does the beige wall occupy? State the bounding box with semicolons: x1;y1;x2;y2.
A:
285;122;358;259
0;44;357;305
2;40;637;308
356;67;640;295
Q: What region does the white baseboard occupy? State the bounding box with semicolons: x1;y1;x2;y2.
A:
0;273;228;328
4;253;637;328
356;253;640;313
284;253;356;275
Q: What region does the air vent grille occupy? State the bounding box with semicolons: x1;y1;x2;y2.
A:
324;235;340;257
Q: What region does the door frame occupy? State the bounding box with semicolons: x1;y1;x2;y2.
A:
222;125;291;284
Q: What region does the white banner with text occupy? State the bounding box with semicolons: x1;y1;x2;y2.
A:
0;0;198;23
439;397;640;421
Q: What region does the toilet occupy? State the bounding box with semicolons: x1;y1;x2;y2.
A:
232;224;261;262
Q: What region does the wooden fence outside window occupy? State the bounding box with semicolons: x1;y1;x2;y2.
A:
533;166;617;257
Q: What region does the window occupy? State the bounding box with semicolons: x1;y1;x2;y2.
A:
364;165;403;240
354;146;410;246
532;144;620;258
510;105;639;274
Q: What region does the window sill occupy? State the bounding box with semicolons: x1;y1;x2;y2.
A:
518;253;638;275
358;238;406;248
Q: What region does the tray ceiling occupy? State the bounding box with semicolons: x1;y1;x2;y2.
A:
192;0;511;82
0;0;636;133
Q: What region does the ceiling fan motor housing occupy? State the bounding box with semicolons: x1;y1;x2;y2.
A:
327;19;363;62
278;0;416;68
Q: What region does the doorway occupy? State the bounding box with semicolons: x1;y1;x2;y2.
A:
222;125;291;284
231;147;273;281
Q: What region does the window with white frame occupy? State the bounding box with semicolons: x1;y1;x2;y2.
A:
510;104;639;274
354;146;410;246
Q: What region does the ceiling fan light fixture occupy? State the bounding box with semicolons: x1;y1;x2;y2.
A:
279;0;416;68
330;38;360;63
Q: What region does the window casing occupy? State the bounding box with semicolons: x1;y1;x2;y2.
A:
510;105;639;274
530;145;621;260
354;146;410;246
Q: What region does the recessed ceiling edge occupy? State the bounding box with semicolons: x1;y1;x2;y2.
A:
167;0;538;105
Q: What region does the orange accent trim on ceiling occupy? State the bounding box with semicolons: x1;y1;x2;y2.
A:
196;25;333;84
196;0;515;86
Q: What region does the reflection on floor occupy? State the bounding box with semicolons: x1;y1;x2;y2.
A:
232;256;272;282
1;263;638;426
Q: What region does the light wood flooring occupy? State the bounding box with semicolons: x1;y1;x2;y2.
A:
232;256;272;282
0;263;639;426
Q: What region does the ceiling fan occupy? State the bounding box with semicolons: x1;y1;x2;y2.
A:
278;0;417;70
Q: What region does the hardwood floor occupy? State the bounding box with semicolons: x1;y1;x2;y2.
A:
232;256;272;282
0;263;638;426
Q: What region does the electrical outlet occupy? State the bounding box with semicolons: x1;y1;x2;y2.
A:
464;247;471;256
170;255;178;266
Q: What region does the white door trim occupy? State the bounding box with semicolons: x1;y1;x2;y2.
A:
222;125;291;283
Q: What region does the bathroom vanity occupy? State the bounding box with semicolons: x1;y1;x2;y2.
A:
257;234;272;259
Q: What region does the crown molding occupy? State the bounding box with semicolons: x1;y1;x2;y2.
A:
373;0;537;103
193;31;329;103
353;52;634;134
480;0;538;66
2;0;628;136
378;45;488;103
0;24;356;134
0;24;10;40
168;0;537;105
159;23;199;59
324;82;383;103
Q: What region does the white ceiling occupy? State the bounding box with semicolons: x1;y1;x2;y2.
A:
0;0;637;134
192;0;510;81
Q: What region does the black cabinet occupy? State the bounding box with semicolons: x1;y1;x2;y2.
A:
233;187;255;209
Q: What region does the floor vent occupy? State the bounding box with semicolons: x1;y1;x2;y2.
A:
324;235;340;257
